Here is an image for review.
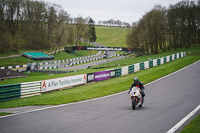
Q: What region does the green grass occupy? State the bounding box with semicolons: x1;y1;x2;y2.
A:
54;51;97;60
95;26;128;47
92;47;200;68
0;54;199;109
180;114;200;133
0;56;28;67
0;112;12;116
0;48;194;85
0;51;97;67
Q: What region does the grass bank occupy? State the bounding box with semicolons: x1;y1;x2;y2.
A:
95;26;128;47
0;54;199;109
180;113;200;133
0;112;12;116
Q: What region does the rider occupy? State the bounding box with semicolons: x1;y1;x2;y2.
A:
128;77;145;103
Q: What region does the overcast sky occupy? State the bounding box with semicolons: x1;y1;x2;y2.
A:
42;0;181;24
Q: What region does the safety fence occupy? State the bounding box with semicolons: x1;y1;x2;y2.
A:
0;84;21;102
20;81;41;98
0;65;27;70
0;52;186;102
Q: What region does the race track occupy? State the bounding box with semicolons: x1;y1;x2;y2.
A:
0;61;200;133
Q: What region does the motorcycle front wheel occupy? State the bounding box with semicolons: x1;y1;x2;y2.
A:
132;99;136;110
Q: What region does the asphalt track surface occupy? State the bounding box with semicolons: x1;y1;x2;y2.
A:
0;61;200;133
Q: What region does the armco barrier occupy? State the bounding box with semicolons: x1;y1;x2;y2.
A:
134;63;140;72
140;62;144;70
115;68;122;77
149;60;153;68
170;55;172;61
128;65;134;74
122;66;128;76
153;59;157;67
157;59;161;66
0;84;21;102
164;57;167;63
0;65;27;70
144;61;149;69
20;81;41;98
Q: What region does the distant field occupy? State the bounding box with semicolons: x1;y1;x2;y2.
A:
95;26;128;47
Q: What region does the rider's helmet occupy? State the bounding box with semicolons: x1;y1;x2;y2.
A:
134;77;139;84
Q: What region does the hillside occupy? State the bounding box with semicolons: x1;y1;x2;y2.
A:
95;26;128;47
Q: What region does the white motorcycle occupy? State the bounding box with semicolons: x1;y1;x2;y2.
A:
129;87;143;110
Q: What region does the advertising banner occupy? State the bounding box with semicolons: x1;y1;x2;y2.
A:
87;70;116;82
70;46;134;52
41;74;87;93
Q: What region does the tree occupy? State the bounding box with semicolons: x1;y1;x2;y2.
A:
88;18;97;42
0;0;75;53
74;16;86;46
126;1;200;55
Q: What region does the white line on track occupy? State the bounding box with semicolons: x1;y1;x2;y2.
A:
0;60;199;120
166;104;200;133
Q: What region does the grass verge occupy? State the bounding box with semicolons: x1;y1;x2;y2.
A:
180;114;200;133
0;55;199;109
0;112;12;116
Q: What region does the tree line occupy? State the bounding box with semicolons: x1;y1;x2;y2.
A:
0;0;96;54
97;19;131;28
126;0;200;55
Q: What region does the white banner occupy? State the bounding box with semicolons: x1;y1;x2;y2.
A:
41;74;87;93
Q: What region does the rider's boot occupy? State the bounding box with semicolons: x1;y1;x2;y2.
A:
142;97;144;104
